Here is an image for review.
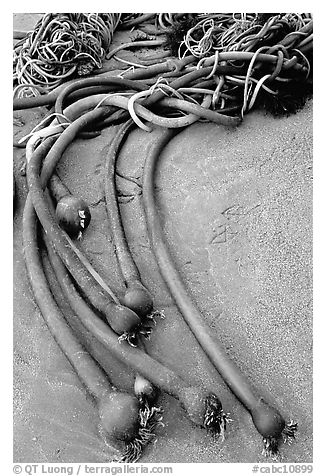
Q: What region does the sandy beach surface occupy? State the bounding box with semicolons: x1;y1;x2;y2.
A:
13;13;313;464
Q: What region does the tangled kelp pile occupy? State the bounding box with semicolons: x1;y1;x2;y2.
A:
13;12;312;463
